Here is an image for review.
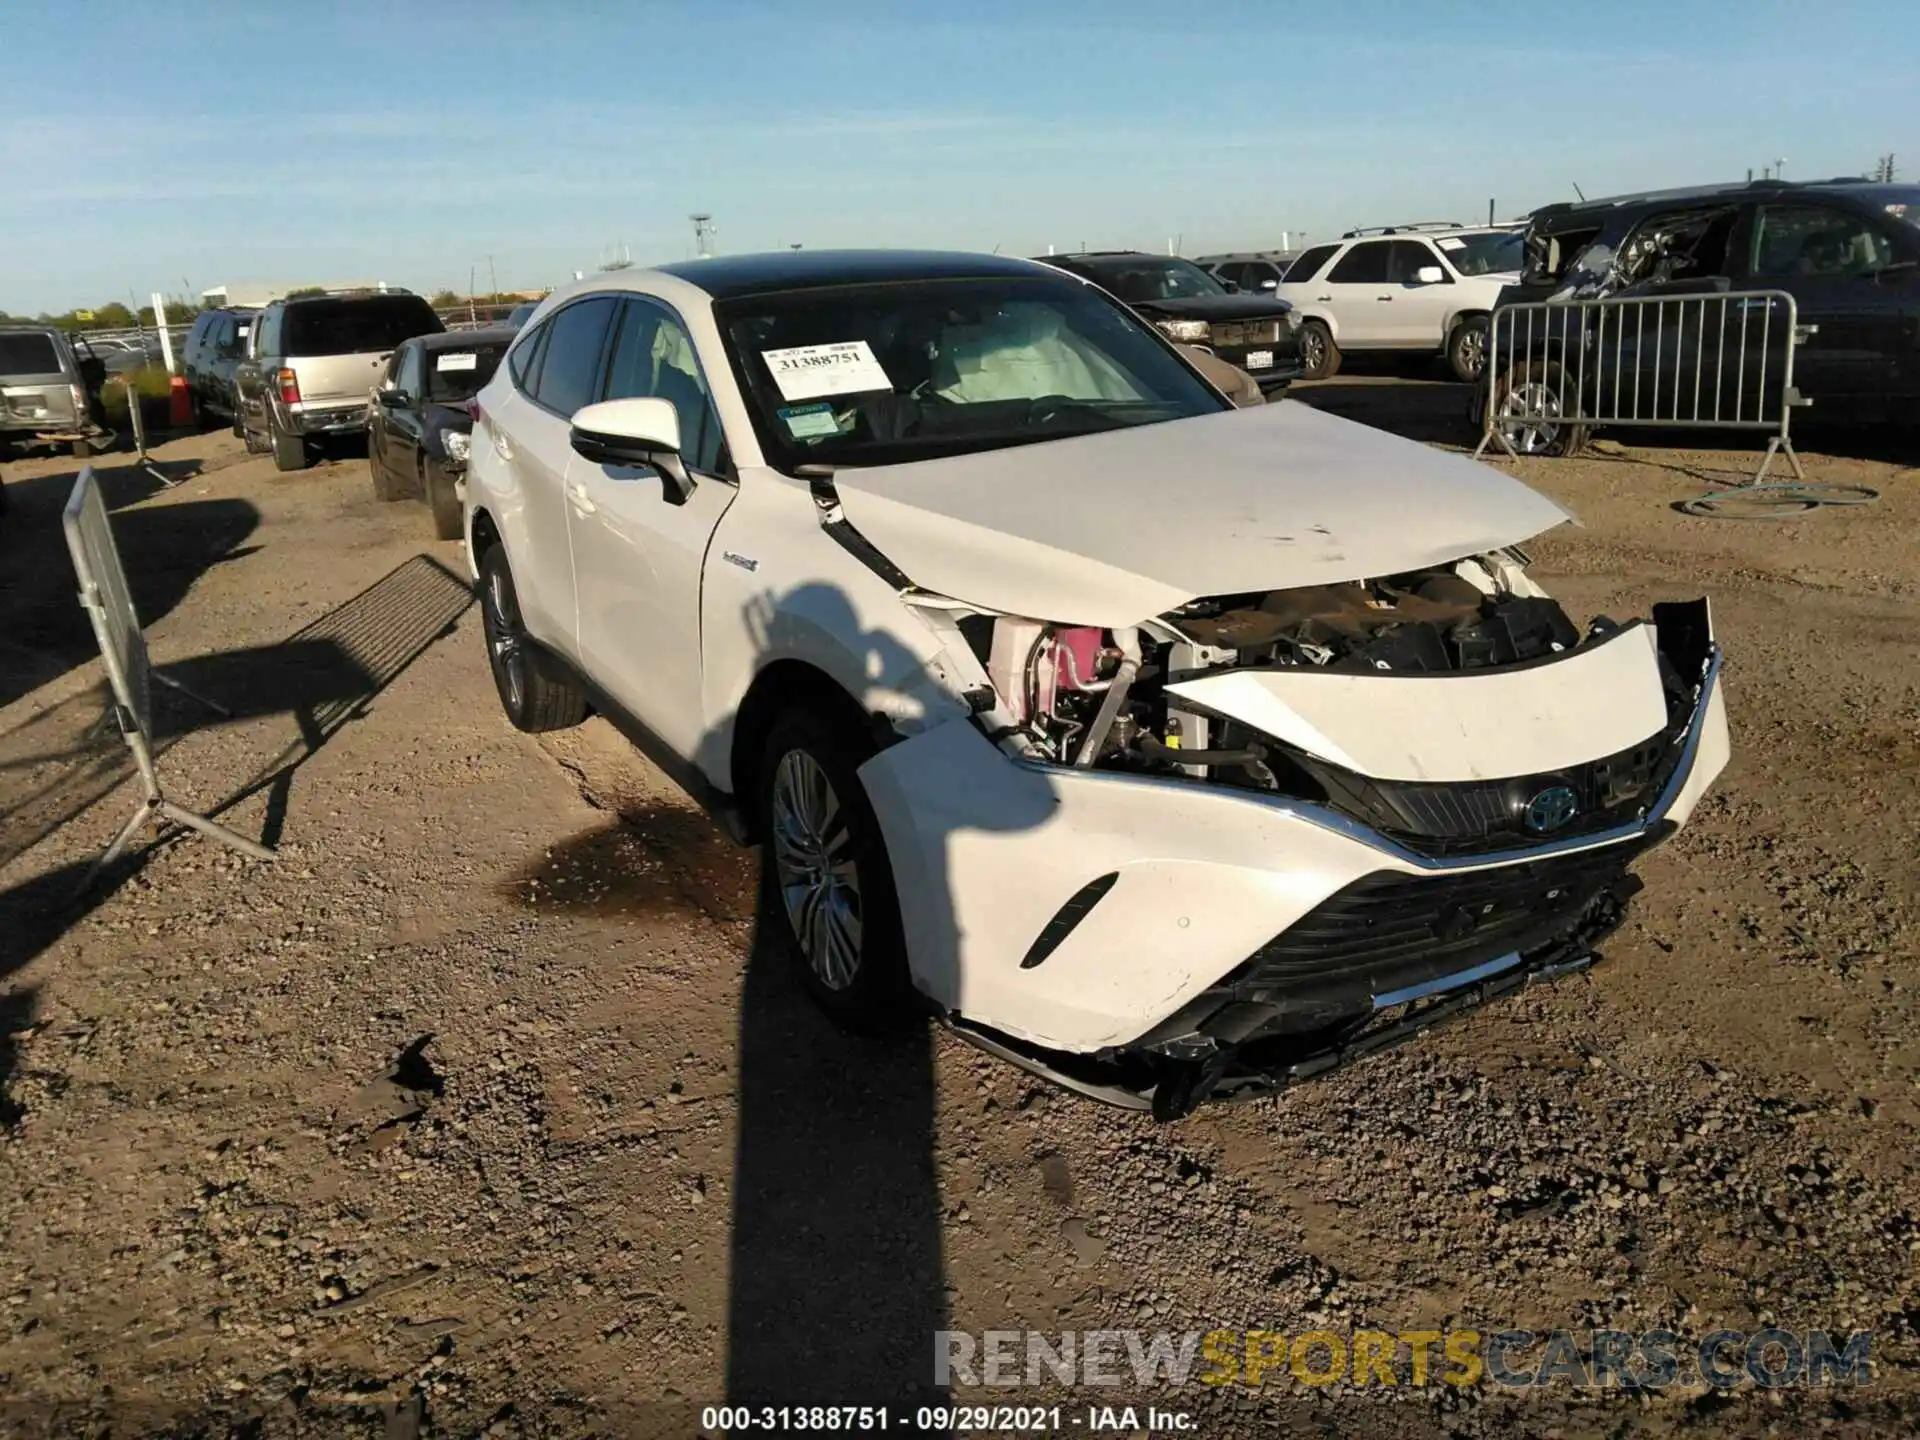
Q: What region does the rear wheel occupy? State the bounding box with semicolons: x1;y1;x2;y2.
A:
1299;320;1341;380
1493;359;1590;457
757;708;912;1032
270;415;309;472
478;544;588;732
423;457;463;540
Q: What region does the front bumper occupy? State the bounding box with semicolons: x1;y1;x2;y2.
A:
858;649;1729;1109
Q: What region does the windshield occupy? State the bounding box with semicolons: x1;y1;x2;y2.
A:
721;275;1229;469
1078;257;1228;302
0;332;62;376
427;343;508;402
1438;231;1523;276
284;297;442;356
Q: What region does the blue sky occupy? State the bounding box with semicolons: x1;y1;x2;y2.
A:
5;0;1914;313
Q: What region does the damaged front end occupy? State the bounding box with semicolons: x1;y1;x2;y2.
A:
920;550;1722;1119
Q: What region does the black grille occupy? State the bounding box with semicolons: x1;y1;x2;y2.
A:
1233;832;1662;1001
1211;319;1283;348
1310;731;1675;857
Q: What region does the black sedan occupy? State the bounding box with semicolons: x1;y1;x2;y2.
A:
1036;251;1305;391
368;328;514;538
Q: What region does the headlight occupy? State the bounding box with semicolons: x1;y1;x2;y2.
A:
441;429;471;463
1155;319;1211;343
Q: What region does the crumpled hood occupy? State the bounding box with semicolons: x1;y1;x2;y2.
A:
832;401;1573;627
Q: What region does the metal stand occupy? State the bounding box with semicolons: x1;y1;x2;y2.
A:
80;711;274;896
123;378;182;490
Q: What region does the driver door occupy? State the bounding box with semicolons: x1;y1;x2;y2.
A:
567;296;737;760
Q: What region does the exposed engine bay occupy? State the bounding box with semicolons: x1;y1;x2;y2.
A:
940;551;1707;858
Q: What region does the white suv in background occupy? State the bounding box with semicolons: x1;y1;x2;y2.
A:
1276;223;1523;383
463;249;1728;1119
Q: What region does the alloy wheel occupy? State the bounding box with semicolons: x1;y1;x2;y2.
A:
769;749;863;990
1300;328;1326;373
1458;326;1487;380
1498;380;1564;454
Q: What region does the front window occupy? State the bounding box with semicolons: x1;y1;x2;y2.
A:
426;342;508;403
1437;230;1523;277
1076;257;1229;303
720;275;1230;469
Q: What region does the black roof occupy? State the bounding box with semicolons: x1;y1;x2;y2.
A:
657;249;1053;299
421;327;515;349
1530;177;1896;225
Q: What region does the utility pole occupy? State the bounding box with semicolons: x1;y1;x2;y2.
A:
690;213;715;259
488;255;498;298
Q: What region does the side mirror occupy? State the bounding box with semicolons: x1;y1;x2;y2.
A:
1414;266;1446;285
571;396;695;505
377;389;406;408
1221;279;1241;293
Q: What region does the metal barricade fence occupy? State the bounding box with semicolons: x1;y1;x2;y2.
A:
62;467;274;889
1474;290;1813;484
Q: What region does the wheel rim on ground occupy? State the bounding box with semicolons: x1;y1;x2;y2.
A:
769;749;863;990
482;566;526;712
1498;379;1563;454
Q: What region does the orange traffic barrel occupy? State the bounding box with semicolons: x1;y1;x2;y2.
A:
169;374;193;429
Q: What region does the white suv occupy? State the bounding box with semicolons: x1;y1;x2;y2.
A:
464;250;1729;1119
1276;224;1523;383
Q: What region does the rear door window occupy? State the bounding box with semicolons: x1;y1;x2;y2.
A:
529;297;618;416
1282;245;1339;285
427;343;508;403
1327;242;1391;284
1749;205;1896;279
0;332;62;376
283;297;443;356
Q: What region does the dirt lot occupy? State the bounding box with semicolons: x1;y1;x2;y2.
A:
1;391;1917;1439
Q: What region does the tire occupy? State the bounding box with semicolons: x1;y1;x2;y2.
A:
1447;315;1490;384
1299;320;1341;380
477;544;588;733
1492;359;1590;457
270;416;309;472
757;707;912;1032
242;414;268;454
424;457;463;541
369;444;408;501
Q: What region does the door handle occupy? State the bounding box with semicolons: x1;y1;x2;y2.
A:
1376;295;1395;302
566;481;596;515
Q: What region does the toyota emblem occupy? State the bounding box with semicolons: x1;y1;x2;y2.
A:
1523;784;1581;834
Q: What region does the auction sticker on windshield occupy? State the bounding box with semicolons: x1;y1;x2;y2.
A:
762;341;892;402
777;402;846;439
437;353;478;371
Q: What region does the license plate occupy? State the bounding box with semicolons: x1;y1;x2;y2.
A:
1245;350;1273;370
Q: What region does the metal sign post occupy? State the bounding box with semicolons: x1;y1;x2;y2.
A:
62;467;274;891
120;370;181;489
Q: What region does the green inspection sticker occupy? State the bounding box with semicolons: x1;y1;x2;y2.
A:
778;402;845;440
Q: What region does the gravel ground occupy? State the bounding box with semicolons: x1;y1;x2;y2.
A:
1;396;1916;1439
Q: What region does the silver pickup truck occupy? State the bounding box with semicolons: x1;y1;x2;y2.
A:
235;290;443;471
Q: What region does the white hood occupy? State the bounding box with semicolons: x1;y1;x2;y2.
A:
832;402;1573;627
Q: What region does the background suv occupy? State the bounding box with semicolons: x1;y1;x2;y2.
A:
1276;223;1523;382
1496;178;1920;427
0;324;108;459
235;289;443;471
1037;251;1304;392
180;307;257;430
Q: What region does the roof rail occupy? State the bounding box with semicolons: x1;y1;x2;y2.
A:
1340;221;1467;238
285;285;416;299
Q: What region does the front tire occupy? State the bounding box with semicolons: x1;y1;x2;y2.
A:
758;709;912;1032
1299;320;1341;380
1493;359;1590;457
1447;315;1490;384
423;458;463;540
478;545;588;733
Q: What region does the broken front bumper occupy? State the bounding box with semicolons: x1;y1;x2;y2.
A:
857;648;1728;1114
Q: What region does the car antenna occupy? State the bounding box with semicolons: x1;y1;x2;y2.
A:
1572;181;1587;201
